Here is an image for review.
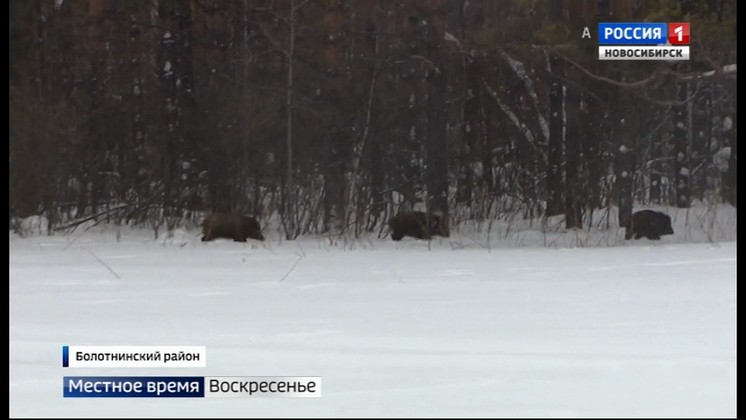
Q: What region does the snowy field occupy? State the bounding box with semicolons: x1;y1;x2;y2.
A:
9;214;736;417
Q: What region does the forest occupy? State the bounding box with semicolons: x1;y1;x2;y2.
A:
9;0;737;240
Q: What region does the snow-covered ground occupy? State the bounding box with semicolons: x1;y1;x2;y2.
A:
10;221;736;417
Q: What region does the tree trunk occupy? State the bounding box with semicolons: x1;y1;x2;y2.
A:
699;91;713;200
321;0;347;234
616;145;634;229
480;104;496;218
425;30;449;217
565;86;582;229
724;113;737;206
284;0;297;239
649;121;663;204
425;61;449;215
546;53;564;217
674;82;690;208
457;56;479;208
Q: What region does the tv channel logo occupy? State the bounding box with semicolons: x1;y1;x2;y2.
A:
667;22;690;45
598;22;690;61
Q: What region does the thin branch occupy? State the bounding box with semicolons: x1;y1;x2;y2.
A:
481;78;547;162
633;83;702;107
555;50;662;88
279;254;303;283
555;47;735;87
677;63;737;81
55;203;137;232
500;51;548;141
84;247;121;279
256;20;289;57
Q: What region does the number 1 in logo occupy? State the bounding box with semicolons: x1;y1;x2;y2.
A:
668;23;690;45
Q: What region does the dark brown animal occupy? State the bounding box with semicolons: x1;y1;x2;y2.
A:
201;213;264;242
389;211;449;241
625;210;674;240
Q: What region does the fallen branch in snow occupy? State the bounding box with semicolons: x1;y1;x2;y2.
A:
83;247;121;279
279;254;303;283
61;233;81;251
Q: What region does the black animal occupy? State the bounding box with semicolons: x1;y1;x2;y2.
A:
625;210;674;240
389;211;449;241
201;213;265;242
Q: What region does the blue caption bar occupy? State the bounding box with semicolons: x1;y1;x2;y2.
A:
63;376;204;398
62;345;69;368
598;23;667;45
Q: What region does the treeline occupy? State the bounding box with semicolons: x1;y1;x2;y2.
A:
9;0;737;239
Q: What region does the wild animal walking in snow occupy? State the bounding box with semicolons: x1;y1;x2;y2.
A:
201;213;265;242
389;211;449;241
625;210;674;240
